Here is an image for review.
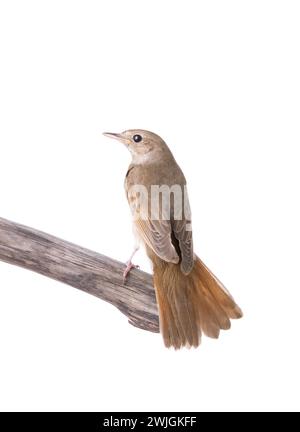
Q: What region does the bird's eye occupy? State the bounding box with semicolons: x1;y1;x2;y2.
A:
133;134;142;143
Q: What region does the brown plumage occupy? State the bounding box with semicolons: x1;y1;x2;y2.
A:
103;129;242;348
149;248;242;348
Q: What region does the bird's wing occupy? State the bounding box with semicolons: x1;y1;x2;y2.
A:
126;173;193;269
127;185;179;263
171;186;194;274
134;218;179;264
172;218;194;274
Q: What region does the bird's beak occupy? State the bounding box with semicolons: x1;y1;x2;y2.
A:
103;131;131;146
103;132;123;141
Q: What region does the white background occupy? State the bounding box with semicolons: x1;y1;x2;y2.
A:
0;0;299;412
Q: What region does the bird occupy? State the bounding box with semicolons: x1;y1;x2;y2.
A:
103;129;242;349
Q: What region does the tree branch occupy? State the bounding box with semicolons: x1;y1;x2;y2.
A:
0;217;159;333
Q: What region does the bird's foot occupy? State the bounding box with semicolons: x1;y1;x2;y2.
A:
123;260;140;283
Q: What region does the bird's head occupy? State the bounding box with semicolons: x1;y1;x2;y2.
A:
103;129;170;164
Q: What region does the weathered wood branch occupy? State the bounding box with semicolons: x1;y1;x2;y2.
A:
0;217;159;333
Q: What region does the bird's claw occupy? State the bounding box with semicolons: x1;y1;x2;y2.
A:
123;261;140;283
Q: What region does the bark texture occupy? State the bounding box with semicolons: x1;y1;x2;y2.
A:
0;217;159;333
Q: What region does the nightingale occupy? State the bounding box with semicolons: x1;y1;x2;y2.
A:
103;130;242;349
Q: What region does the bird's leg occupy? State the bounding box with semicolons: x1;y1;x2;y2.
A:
123;246;140;282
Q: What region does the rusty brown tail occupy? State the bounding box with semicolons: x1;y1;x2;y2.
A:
149;253;242;349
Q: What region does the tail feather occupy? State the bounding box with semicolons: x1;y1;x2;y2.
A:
174;288;198;346
149;251;242;349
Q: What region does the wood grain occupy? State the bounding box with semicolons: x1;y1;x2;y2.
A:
0;217;159;333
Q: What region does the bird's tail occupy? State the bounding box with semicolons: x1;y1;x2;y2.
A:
149;252;242;349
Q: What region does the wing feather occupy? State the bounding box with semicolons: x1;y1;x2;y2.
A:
135;218;179;264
